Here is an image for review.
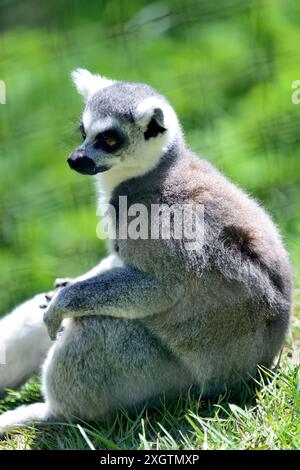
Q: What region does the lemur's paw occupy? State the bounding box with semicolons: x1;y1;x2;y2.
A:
54;277;73;288
43;291;64;340
43;308;63;341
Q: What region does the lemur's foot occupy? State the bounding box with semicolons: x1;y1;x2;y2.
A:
54;277;73;288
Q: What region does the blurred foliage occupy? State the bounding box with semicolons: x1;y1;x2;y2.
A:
0;0;300;316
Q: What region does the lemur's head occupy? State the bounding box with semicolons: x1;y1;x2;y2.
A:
69;69;181;192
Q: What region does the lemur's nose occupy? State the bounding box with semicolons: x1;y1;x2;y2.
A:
67;153;97;175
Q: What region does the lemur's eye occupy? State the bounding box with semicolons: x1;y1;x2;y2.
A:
105;136;118;147
94;129;122;152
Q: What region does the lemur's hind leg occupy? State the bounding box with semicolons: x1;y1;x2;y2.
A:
0;293;53;393
42;316;193;423
0;315;193;432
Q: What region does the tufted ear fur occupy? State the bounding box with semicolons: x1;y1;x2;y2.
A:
71;68;114;101
135;96;179;141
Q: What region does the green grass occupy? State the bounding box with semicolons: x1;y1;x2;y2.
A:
0;0;300;450
0;348;299;449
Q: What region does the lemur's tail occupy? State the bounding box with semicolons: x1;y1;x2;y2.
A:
0;402;52;434
0;293;53;393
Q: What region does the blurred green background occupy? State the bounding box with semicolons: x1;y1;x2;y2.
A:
0;0;300;317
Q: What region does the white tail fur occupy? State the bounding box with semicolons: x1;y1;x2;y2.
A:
0;293;53;392
0;402;51;433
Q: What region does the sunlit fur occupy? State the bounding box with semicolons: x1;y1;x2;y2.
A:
0;71;292;432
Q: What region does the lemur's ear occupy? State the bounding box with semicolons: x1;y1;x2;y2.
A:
71;69;114;101
143;107;166;140
135;96;179;140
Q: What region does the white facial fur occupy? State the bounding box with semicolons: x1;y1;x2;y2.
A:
82;110;116;141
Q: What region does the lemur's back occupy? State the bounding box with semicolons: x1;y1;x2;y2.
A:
112;149;292;395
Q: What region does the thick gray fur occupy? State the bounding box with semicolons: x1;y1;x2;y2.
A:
0;77;292;431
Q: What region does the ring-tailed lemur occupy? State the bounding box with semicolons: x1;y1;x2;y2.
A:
0;69;292;431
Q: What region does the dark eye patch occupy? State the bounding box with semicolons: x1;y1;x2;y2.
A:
93;129;123;153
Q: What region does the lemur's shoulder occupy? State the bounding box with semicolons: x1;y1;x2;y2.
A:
165;150;291;289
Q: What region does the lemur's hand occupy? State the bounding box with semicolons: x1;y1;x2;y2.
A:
42;290;64;340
